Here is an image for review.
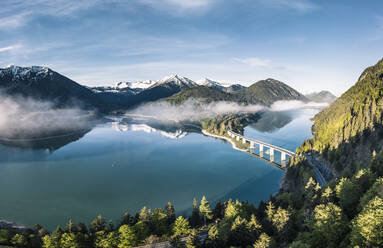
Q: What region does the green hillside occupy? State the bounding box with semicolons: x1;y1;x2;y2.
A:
300;59;383;172
235;78;307;105
166;79;306;106
166;86;233;104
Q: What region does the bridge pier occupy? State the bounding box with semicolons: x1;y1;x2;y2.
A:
281;152;286;162
250;141;255;149
259;144;264;157
281;160;286;168
225;129;296;169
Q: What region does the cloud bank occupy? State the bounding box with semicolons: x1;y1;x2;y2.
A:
0;95;95;139
127;99;328;122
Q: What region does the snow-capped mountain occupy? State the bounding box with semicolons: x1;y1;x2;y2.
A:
117;80;157;90
149;74;197;89
196;77;246;93
0;65;54;81
112;75;197;93
91;86;140;95
0;65;106;110
197;77;226;90
132;75;198;103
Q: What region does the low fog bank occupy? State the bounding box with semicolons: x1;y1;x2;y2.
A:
270;100;328;111
127;99;328;122
0;94;96;139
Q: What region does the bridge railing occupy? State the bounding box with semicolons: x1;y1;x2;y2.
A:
226;129;296;157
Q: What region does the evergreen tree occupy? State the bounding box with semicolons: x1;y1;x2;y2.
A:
309;203;348;248
272;207;290;232
11;233;28;247
90;215;107;233
120;212;133;226
59;233;78;248
199;196;213;225
320;186;334;204
351;196;383;247
228;216;256;247
0;229;11;245
139;206;151;222
76;222;88;234
185;229;200;248
204;224;224;248
118;225;138;248
66;219;74;233
132;221;149;242
94;230;118;248
190;198;201;227
172;216;191;237
165;202;176;225
253;233;272;248
42;235;57;248
213;201;225;220
336;177;359;218
149;208;168;236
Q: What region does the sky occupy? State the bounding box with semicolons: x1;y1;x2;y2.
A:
0;0;382;95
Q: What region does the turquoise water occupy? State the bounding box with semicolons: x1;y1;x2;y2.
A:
0;109;316;230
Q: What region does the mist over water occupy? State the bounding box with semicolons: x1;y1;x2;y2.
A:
0;94;95;139
0;95;328;140
127;99;328;122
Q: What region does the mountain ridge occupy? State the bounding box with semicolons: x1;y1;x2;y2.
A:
305;90;337;103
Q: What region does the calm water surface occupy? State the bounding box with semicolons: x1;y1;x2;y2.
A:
0;109;317;230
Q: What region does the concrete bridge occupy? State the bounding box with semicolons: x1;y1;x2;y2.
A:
226;129;297;169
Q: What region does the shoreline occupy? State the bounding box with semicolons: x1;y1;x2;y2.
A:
201;129;248;152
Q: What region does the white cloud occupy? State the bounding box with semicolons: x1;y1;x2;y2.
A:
235;57;272;68
0;13;30;29
0;45;21;53
139;0;213;9
0;0;105;30
255;0;318;12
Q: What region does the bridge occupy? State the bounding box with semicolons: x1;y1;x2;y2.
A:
226;129;297;170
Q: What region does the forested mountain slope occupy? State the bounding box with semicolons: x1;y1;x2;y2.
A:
300;58;383;173
235;78;307;105
165;86;233;104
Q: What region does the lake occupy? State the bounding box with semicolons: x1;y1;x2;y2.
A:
0;109;317;230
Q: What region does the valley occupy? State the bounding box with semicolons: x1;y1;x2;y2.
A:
1;60;383;248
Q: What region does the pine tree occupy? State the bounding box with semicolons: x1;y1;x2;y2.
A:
172;216;191;237
66;219;74;233
351;196;383;247
165;202;176;225
90;215;107;233
190;198;201;227
118;225;138;248
199;196;213;225
139;206;151;222
186;229;200;248
253;233;272;248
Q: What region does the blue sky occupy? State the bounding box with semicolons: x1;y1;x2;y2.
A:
0;0;382;95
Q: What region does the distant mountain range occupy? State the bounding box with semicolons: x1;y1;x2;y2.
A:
235;78;307;105
305;90;337;103
0;65;336;112
0;65;105;110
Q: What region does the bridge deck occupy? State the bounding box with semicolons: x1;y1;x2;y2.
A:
227;130;296;156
